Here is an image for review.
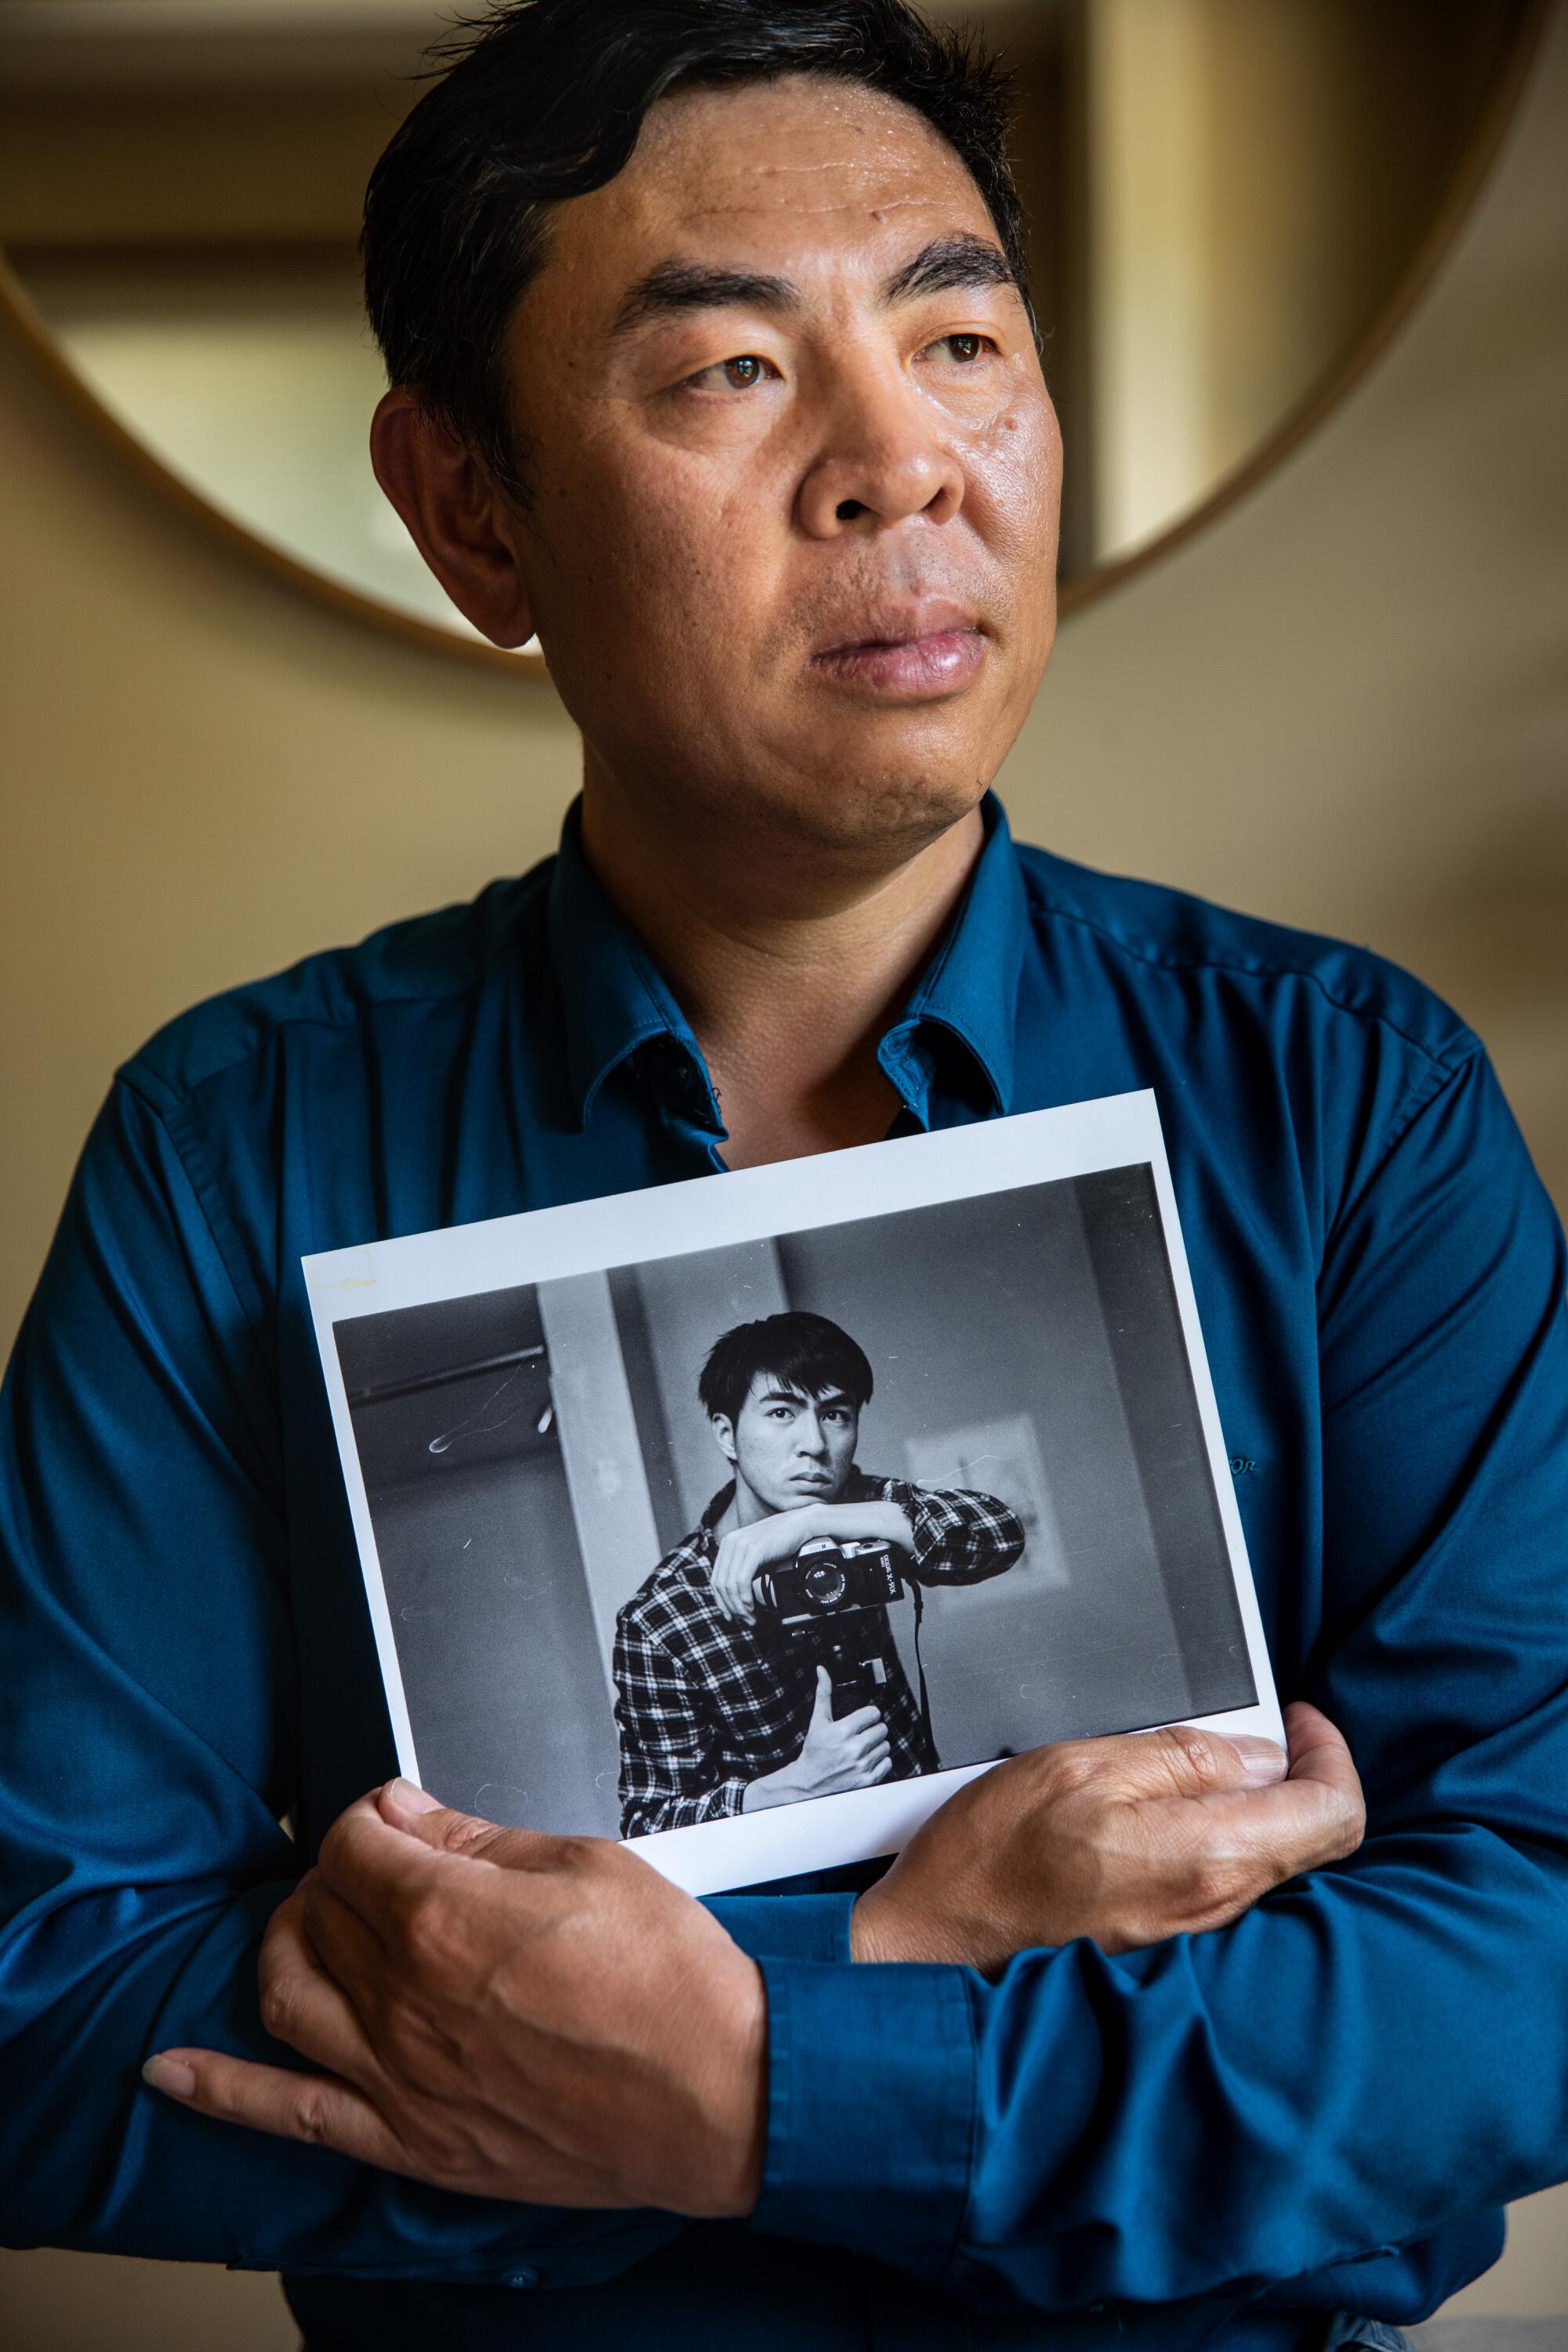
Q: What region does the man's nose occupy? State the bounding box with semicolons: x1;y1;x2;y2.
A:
796;1412;830;1456
797;352;964;538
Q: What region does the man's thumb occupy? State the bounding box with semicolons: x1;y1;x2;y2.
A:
378;1778;559;1869
1118;1724;1287;1799
812;1663;834;1716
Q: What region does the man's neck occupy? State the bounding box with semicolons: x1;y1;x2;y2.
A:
578;768;985;1169
719;1477;764;1535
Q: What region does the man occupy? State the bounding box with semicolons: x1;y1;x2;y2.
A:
613;1308;1027;1834
2;3;1564;2349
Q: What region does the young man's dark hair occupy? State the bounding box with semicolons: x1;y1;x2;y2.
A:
362;0;1031;498
697;1307;874;1427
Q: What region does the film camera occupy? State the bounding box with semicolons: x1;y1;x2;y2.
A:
754;1534;906;1719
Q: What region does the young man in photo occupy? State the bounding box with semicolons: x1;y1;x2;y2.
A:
4;2;1566;2347
613;1308;1025;1835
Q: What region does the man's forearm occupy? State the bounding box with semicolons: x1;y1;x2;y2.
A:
755;1820;1568;2310
741;1762;797;1812
622;1772;748;1837
814;1498;916;1551
900;1487;1026;1586
2;1873;662;2280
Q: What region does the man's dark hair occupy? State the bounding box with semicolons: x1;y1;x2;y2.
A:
698;1309;874;1428
362;0;1029;499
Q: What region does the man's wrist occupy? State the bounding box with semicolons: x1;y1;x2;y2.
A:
683;1953;768;2219
742;1763;796;1813
851;1879;910;1962
849;1888;884;1961
851;1876;976;1966
816;1498;912;1550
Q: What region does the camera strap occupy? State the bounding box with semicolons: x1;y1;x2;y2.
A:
910;1582;935;1761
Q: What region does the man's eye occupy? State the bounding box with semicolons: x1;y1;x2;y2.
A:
688;354;773;392
927;332;994;364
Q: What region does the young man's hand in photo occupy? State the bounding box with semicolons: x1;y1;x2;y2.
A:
708;1496;915;1624
741;1664;893;1810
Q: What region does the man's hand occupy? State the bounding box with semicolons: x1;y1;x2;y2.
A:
742;1663;891;1811
851;1700;1364;1974
141;1786;767;2215
709;1499;915;1624
140;1713;1361;2200
709;1504;823;1623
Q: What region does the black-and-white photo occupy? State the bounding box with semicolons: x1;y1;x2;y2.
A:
312;1098;1276;1892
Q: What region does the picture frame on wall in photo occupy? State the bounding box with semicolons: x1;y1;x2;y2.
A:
303;1090;1282;1898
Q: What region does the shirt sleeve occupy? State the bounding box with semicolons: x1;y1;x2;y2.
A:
705;1893;854;1962
883;1479;1026;1587
753;1047;1568;2311
613;1609;749;1835
0;1080;692;2287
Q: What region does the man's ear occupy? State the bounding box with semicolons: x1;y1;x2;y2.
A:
368;387;536;649
710;1413;738;1468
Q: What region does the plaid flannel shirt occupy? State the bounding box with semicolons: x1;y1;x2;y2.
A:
612;1468;1026;1838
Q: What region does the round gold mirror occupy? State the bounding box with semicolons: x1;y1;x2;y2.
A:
0;0;1541;671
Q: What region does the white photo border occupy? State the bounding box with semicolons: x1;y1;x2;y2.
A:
303;1089;1283;1897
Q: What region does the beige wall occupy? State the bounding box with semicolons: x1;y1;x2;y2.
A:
0;354;582;1350
1087;0;1513;559
1086;0;1514;560
2;5;1566;2343
1018;5;1568;1232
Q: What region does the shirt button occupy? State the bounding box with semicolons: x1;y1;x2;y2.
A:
504;2267;539;2288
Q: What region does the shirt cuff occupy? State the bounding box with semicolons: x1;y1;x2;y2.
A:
710;1773;749;1820
751;1956;976;2279
702;1893;855;1963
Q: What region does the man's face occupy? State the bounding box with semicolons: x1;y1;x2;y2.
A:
504;71;1061;861
717;1374;860;1514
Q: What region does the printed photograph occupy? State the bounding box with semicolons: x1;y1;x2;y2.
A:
325;1146;1265;1882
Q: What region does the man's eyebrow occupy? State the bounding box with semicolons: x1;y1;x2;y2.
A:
611;260;801;336
755;1384;852;1407
612;234;1015;338
880;231;1017;307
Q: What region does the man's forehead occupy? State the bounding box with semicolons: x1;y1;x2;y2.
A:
548;76;993;295
748;1375;856;1406
637;78;957;209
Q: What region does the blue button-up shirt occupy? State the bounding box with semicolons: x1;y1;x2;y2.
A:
4;796;1566;2350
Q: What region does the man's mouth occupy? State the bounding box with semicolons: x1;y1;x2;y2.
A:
807;600;988;701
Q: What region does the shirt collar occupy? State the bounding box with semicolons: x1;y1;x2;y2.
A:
546;789;1026;1133
878;791;1027;1123
697;1482;735;1541
546;799;721;1133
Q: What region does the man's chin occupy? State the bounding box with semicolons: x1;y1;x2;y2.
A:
769;1481;840;1509
754;762;988;866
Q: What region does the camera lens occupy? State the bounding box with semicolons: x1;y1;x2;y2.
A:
804;1563;848;1607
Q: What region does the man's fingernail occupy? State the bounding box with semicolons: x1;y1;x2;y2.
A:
384;1777;441;1814
1229;1737;1287;1785
142;2055;197;2099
